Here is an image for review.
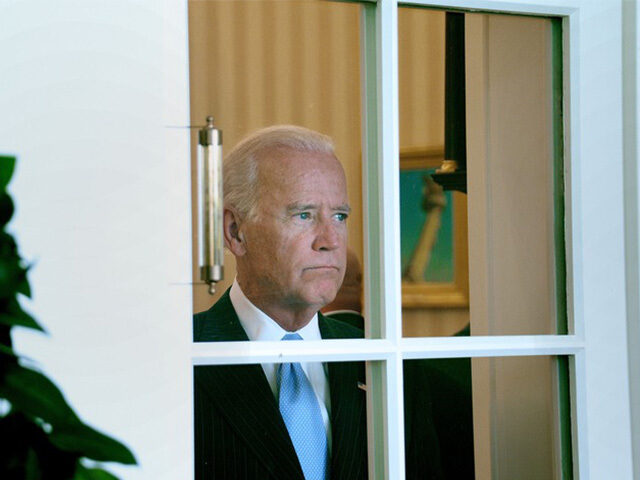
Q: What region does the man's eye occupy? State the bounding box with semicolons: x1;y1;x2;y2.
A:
297;212;311;220
335;213;348;222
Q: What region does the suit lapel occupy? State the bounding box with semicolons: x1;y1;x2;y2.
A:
195;365;303;479
193;289;250;342
194;291;304;479
320;315;368;479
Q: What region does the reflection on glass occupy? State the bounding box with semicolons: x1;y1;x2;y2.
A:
401;168;454;284
399;7;563;337
398;9;470;319
403;355;571;479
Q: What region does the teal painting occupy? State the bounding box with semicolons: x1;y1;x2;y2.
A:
400;168;454;283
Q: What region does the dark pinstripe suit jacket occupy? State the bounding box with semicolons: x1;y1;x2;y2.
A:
193;290;368;480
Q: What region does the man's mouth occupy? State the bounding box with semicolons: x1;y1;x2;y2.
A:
304;266;340;272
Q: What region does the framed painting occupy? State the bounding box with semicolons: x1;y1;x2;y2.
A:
400;147;469;308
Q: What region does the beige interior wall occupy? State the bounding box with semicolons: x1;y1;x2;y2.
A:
398;7;445;148
188;1;468;336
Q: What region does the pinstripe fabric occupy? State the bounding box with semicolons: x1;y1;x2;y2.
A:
194;289;368;480
319;316;368;480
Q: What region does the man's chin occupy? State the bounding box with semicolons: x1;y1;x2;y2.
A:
302;287;339;311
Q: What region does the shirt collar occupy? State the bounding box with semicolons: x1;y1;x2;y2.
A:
229;278;321;341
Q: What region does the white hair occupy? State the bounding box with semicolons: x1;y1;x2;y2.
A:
223;125;336;220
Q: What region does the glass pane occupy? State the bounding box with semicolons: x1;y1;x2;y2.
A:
189;2;371;474
403;355;572;479
194;361;368;479
188;0;364;322
398;8;564;337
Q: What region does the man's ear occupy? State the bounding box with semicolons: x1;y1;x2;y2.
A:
223;207;246;256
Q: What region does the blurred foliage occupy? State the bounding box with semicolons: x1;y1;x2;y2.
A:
0;156;136;479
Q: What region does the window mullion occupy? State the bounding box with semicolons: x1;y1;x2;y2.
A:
362;0;403;479
401;334;584;358
377;0;402;345
376;2;404;478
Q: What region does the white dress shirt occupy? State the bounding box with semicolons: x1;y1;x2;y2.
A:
229;279;332;447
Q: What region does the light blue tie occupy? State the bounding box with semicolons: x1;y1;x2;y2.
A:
277;333;329;480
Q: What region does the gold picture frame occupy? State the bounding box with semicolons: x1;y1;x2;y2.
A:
400;147;469;308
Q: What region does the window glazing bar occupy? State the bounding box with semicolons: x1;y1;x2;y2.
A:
191;335;584;365
397;0;575;16
361;0;404;478
401;334;584;358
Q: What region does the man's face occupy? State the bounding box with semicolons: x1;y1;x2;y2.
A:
236;148;350;317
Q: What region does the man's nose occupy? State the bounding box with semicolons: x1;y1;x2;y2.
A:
312;219;341;251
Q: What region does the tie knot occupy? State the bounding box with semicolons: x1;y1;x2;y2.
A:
282;333;303;341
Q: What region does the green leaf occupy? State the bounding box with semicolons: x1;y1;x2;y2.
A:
0;312;42;331
74;463;120;480
0;343;18;358
16;268;31;297
0;412;80;477
25;449;41;480
0;300;44;332
0;233;30;300
0;156;16;190
0;363;79;426
0;192;14;228
0;364;136;465
50;423;136;465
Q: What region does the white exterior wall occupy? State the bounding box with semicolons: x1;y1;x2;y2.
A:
624;0;640;477
576;2;633;477
0;1;192;478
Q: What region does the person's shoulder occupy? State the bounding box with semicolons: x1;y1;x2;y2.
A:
323;310;365;331
193;288;247;342
319;311;364;339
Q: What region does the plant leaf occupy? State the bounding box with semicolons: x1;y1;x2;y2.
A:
0;192;14;228
0;156;15;191
0;232;30;300
0;300;44;332
0;412;77;479
24;447;42;480
50;423;137;465
0;343;18;358
0;363;79;426
74;463;120;480
0;364;136;464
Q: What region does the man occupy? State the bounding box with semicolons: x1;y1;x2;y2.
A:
193;126;367;480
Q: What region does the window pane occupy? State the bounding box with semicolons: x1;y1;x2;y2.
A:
398;8;564;337
188;0;364;320
403;355;572;479
189;2;371;474
194;361;369;478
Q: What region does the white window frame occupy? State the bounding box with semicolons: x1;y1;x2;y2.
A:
191;1;636;479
